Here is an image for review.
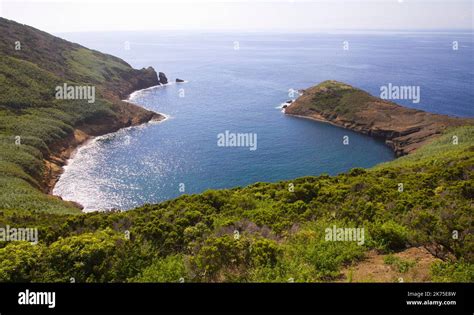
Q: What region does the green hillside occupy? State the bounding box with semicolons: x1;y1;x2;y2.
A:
0;18;160;214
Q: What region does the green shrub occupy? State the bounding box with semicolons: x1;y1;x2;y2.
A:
41;229;127;282
370;221;409;252
430;261;474;282
131;255;187;283
0;242;43;282
383;254;416;273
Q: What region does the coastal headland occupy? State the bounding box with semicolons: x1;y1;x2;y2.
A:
285;80;473;156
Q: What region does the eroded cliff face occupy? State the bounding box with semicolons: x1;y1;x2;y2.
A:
106;66;161;100
285;81;473;156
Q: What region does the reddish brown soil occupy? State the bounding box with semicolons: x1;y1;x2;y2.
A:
339;247;441;282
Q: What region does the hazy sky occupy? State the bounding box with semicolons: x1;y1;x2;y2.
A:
0;0;472;33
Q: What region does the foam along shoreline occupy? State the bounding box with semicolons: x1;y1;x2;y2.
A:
125;81;188;101
125;83;170;100
124;85;171;121
46;85;170;209
276;100;295;112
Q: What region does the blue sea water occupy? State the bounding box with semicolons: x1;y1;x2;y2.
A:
53;31;474;211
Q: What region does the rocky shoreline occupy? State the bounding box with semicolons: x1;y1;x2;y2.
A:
285;81;473;156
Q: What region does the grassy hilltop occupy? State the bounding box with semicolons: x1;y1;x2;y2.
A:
0;19;472;283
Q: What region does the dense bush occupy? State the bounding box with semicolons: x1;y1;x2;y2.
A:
0;242;43;282
369;220;410;252
131;255;186;283
430;261;474;282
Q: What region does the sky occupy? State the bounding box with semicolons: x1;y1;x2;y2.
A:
0;0;472;33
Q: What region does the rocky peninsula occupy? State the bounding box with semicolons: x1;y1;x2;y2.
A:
285;80;473;156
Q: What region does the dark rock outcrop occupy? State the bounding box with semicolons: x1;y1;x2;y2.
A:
176;78;185;83
159;72;168;85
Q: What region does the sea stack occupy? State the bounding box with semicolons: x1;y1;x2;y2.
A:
176;78;185;83
159;72;168;85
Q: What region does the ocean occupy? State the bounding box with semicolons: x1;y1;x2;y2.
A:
53;31;474;211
